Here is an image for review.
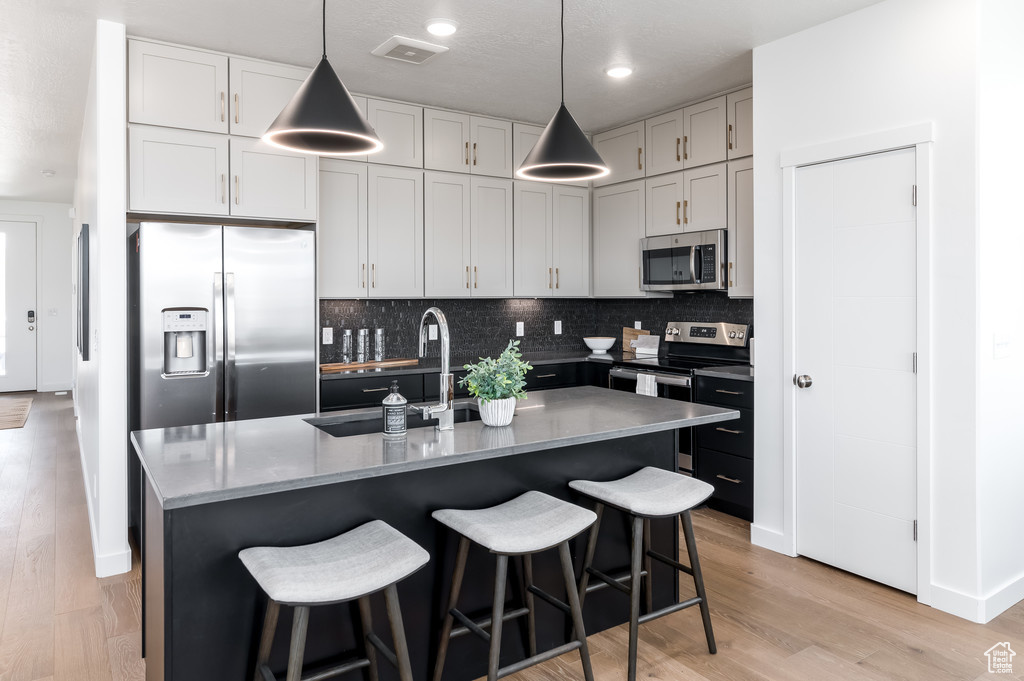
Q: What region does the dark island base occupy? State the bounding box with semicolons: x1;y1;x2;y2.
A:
143;430;679;681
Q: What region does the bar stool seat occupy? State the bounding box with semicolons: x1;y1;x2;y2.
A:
240;519;428;605
432;490;596;555
568;466;713;518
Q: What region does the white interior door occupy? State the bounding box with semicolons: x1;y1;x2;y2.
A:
0;221;37;392
794;147;918;593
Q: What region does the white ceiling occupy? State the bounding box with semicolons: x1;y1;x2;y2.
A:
0;0;882;203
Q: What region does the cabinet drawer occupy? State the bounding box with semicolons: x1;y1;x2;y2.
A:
695;448;752;521
320;374;424;411
694;376;753;409
525;363;576;391
695;407;752;459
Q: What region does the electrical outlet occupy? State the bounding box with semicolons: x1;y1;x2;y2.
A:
634;321;642;330
322;327;333;345
554;320;562;335
516;321;525;336
429;324;438;340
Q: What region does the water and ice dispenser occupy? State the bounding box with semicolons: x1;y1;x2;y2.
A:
162;309;208;375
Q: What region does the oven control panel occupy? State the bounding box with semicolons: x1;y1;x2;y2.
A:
664;321;749;346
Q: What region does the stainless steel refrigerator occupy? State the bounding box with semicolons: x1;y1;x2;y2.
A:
128;221;317;430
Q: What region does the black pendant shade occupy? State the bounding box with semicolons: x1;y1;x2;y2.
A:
516;103;609;182
262;57;383;156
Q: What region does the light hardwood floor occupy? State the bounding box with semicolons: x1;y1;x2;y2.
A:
0;391;1021;681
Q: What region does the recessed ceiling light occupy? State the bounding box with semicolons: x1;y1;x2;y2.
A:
41;169;56;178
425;19;458;37
605;65;633;79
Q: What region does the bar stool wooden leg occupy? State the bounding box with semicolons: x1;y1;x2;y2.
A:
285;606;310;681
642;518;653;615
383;584;415;681
487;555;509;681
558;542;595;681
576;503;605;612
522;554;538;657
627;516;644;681
253;599;280;681
681;510;716;654
432;536;470;681
357;596;380;681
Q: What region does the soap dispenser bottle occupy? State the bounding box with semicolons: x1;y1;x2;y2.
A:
382;380;407;438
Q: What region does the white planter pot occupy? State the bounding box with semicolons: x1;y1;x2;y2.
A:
477;396;516;427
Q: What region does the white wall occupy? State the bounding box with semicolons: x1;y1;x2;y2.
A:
0;199;73;391
751;0;1017;621
73;19;130;578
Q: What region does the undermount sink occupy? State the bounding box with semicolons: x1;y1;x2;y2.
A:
306;401;481;438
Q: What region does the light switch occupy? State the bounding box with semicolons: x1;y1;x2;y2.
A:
429;324;438;340
322;327;333;345
554;320;562;335
516;321;524;336
48;308;58;317
634;321;642;330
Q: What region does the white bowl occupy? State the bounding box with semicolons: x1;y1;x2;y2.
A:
583;337;615;353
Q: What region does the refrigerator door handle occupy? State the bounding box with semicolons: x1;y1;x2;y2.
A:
224;272;237;420
213;272;225;421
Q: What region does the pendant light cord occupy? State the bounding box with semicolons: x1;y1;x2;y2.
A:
322;0;327;59
560;0;565;103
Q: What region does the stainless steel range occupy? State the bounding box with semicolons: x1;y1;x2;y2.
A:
607;321;750;472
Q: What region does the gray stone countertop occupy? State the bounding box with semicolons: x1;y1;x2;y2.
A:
132;386;739;511
320;351;597;380
692;365;755;382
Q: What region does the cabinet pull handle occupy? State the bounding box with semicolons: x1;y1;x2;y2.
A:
220;174;226;203
548;267;553;289
234;93;239;124
474;265;478;289
716;474;742;484
220;92;225;122
676;201;681;225
466;265;470;289
683;135;688;160
473;142;478;166
535;373;557;379
715;427;743;435
362;387;390;393
465;141;469;165
676;137;681;162
715;389;743;395
234;175;239;204
728;124;733;150
638;266;642;288
683;199;688;224
362;263;367;288
729;262;733;287
555;267;559;289
637;147;642;170
372;263;376;288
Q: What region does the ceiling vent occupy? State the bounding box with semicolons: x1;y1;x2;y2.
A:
371;36;449;65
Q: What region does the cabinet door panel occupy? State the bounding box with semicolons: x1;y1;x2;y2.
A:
471;178;514;296
592;180;646;297
230;137;317;221
644;110;685;176
645;171;685;237
424;110;471;173
683;163;727;232
129;126;229;215
727;87;753;160
513;182;553;297
593;122;645;186
128;40;228;133
727;158;754;298
368;166;423;297
471;117;513;178
319;160;368;298
229;58;308;138
552;185;590;297
512;123;588;187
424;172;472;297
682;96;726;168
367;99;423;168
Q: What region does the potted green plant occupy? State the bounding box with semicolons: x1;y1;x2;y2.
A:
459;340;533;426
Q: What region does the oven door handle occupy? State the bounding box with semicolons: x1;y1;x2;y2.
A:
651;373;691;388
609;367;639;381
609;367;691;389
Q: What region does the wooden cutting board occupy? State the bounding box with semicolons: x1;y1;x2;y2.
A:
320;358;419;374
622;327;651;353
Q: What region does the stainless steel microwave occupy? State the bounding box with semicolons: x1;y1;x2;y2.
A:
640;229;727;292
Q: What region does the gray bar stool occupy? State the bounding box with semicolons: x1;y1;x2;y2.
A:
431;491;597;681
569;467;717;681
239;520;429;681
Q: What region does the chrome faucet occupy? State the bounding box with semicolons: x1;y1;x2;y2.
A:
415;307;454;431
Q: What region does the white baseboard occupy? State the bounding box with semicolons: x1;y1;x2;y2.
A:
38;382;74;393
929;574;1024;623
982;572;1024;622
76;428;133;579
751;523;797;556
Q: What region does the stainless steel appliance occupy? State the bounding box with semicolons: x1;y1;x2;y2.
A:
640;229;727;292
607;321;750;471
128;222;317;430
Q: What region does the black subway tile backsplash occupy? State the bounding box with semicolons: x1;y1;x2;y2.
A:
319;294;753;363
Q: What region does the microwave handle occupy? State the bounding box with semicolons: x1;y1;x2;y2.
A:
690;246;699;284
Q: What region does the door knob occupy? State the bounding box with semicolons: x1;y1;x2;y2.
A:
794;374;813;389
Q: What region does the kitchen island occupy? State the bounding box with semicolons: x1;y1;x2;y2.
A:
133;386;739;681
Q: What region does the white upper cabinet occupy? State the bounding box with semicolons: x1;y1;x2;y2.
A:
469;117;513;178
424;110;471;173
129;125;229;215
228;58;308;138
551;185;590;297
229;137;318;221
128;40;228;133
645;171;685;237
514;183;590;297
682;162;727;232
367;166;424;297
471;177;514;295
644;110;685;177
592;180;647;297
367;99;423;168
727;157;754;298
424;172;472;297
682;96;727;168
593;122;645;187
727;87;753;160
318;160;368;298
512;123;588;187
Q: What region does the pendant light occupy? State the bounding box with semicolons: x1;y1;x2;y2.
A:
263;0;383;156
516;0;609;182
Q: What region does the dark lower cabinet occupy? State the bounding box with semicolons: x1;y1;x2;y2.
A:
694;374;754;521
524;362;576;391
320;373;424;411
